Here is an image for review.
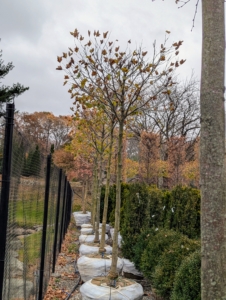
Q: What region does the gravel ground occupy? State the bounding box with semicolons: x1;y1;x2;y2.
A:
44;220;158;300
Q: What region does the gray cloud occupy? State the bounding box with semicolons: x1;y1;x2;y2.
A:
0;0;202;116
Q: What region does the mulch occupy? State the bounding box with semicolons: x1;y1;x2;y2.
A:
43;219;158;300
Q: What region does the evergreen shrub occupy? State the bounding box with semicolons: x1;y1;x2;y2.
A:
170;250;201;300
140;229;183;279
163;185;200;239
120;183;151;259
131;228;157;270
151;235;200;299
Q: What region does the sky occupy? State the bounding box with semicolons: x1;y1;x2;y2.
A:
0;0;202;116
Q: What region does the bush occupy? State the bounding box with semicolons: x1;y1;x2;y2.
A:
151;236;200;299
140;229;183;280
163;185;200;239
120;183;151;259
131;228;157;270
171;251;201;300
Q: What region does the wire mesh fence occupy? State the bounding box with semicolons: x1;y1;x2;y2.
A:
0;103;73;300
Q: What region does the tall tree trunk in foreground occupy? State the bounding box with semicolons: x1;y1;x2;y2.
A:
108;120;123;279
201;0;226;298
99;123;114;252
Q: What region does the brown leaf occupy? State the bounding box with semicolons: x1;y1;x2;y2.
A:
175;51;179;55
142;51;147;56
57;56;62;63
74;47;79;52
166;30;171;34
103;31;109;38
180;59;186;65
56;66;62;70
88;30;90;36
128;39;131;43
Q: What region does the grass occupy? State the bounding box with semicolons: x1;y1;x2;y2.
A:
19;230;42;265
15;199;44;227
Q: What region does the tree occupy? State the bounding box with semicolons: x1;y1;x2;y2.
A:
175;0;226;297
0;49;29;115
57;29;185;279
14;112;71;153
200;0;226;298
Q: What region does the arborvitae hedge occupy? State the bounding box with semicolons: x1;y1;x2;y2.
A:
164;185;200;239
171;250;201;300
100;183;200;299
100;184;200;240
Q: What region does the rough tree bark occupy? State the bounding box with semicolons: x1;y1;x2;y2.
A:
200;0;226;298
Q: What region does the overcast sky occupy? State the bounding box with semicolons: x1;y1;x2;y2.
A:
0;0;202;116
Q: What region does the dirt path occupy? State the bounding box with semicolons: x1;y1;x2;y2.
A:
44;219;157;300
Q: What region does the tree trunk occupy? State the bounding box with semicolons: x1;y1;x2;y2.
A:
108;120;123;279
91;158;98;227
94;153;103;243
82;181;86;214
99;123;114;252
201;0;226;298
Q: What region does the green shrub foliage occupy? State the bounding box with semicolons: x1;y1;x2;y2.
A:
164;185;200;238
171;250;201;300
120;183;151;259
151;235;200;299
140;229;183;279
132;228;157;270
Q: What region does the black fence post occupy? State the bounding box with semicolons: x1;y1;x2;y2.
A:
65;183;72;232
52;169;62;273
38;154;51;300
59;176;67;253
63;182;69;236
0;103;14;299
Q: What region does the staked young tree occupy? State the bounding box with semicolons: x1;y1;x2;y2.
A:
0;49;29;115
57;28;185;279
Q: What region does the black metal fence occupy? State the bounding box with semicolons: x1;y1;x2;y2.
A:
0;103;73;300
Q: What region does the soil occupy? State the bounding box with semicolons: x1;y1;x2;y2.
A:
43;219;158;300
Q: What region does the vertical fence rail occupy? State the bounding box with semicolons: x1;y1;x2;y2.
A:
0;103;14;299
52;169;62;273
59;176;67;253
38;154;51;300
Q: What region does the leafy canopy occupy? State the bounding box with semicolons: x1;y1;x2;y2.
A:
57;29;185;122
